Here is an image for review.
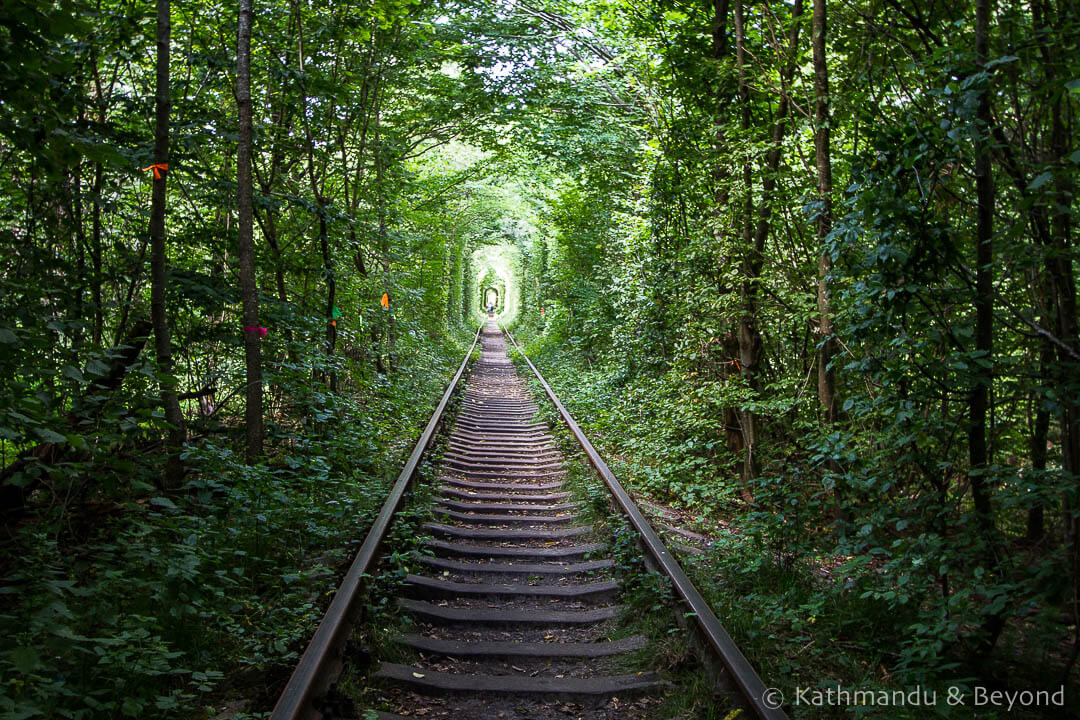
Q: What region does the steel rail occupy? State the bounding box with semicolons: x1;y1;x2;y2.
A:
504;328;788;720
270;324;483;720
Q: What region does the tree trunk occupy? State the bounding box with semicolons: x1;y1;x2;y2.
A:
813;0;838;424
969;0;994;528
1036;0;1080;549
237;0;263;461
294;2;337;388
1027;330;1053;542
91;162;104;346
320;206;338;390
733;0;758;488
69;167;87;344
712;0;743;462
149;0;186;488
375;107;394;372
733;0;802;489
261;210;288;304
970;0;1008;664
711;0;731;215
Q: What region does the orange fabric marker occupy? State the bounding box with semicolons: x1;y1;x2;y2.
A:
142;163;168;179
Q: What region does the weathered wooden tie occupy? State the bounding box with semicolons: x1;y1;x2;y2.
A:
371;322;661;713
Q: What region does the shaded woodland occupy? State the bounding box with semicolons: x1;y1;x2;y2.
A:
1;0;1078;716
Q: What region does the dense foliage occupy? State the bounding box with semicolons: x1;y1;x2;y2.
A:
503;0;1080;715
1;0;1078;717
0;0;526;715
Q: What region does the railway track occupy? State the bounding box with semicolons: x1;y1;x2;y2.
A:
271;321;786;720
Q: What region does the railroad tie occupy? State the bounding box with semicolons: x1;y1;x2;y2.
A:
372;321;661;717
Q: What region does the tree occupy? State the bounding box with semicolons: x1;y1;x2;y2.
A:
148;0;186;486
969;0;995;528
813;0;837;426
237;0;263;460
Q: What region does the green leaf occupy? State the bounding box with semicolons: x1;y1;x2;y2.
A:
150;496;178;510
1027;171;1053;191
11;647;40;673
985;55;1018;69
1067;78;1080;92
0;328;17;344
86;358;110;376
34;428;67;444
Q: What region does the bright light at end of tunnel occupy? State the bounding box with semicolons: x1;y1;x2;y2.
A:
472;244;520;324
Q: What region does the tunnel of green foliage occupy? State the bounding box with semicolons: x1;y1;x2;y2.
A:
1;0;1079;717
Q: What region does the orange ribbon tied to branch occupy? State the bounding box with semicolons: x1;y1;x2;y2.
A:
142;163;168;180
380;292;389;309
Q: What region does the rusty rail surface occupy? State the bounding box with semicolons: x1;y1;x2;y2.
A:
270;324;483;720
503;327;788;720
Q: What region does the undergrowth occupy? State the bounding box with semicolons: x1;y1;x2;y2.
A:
340;359;477;716
337;470;438;715
0;327;471;719
506;327;1080;719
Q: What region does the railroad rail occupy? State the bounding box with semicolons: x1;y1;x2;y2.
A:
270;325;482;720
505;327;787;720
269;320;786;720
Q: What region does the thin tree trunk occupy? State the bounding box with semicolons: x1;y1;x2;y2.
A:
91;162;104;346
69;167;87;344
89;48;115;348
813;0;838;424
734;0;758;489
750;0;803;249
990;7;1077;545
149;0;186;487
969;0;994;528
257;209;288;304
711;0;731;217
294;1;337;388
252;55;293;308
1034;1;1080;653
237;0;263;461
112;238;148;348
1027;330;1053;542
1035;0;1080;548
320;207;337;390
733;0;802;489
712;0;743;463
375;107;394;372
970;0;1008;664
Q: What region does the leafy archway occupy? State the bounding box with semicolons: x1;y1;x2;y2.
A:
483;287;500;311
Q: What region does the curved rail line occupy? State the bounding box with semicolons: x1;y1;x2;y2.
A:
269;321;786;720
